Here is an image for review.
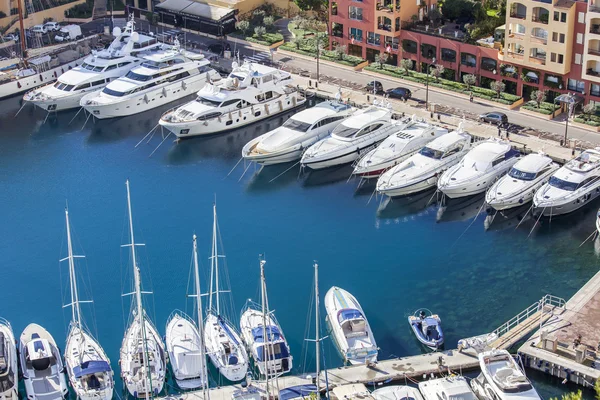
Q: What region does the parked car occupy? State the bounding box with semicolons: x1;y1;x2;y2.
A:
479;112;508;125
44;22;60;32
386;87;412;100
32;24;47;34
366;80;384;94
3;32;19;41
55;25;82;42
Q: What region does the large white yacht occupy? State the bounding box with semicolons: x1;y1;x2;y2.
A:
533;149;600;216
353;118;448;178
470;350;541;400
301;103;399;170
486;153;558;211
376;127;472;197
0;319;18;400
159;61;305;138
324;287;377;365
438;139;520;198
242;101;354;165
419;376;477;400
80;41;218;119
24;18;161;112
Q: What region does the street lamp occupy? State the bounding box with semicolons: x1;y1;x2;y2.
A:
425;57;436;111
554;93;581;146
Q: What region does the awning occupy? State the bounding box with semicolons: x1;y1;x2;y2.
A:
555;93;584;104
156;0;234;21
73;360;112;378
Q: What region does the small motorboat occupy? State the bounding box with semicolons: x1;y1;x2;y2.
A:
408;309;444;350
372;385;424;400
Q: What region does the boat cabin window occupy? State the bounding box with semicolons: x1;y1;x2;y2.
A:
105;64;118;71
54;82;76;91
102;87;127;97
442;145;463;159
125;70;154;82
508;168;537;181
220;98;241;107
92;79;106;87
117;62;132;68
491;157;505;167
75;83;91;90
332;124;359;138
198;65;212;74
283;118;312;132
263;74;273;84
256;91;276;102
548;176;579;191
133;38;157;49
93;66;104;72
230;73;246;81
355;123;384;138
420;146;443;159
197;97;222;107
319;116;345;126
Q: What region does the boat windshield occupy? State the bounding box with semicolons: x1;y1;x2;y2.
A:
283;118;311;132
142;61;168;69
332;124;359;138
102;87;127;97
419;147;443;159
54;82;75;91
125;71;153;82
508;168;537;181
548;176;579;191
196;97;222;107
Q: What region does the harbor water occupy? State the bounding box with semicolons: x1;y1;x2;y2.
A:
0;95;598;399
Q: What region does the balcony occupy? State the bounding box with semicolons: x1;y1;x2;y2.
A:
506;52;525;60
530;35;547;45
585;61;600;82
509;12;526;19
529;55;546;65
590;48;600;57
590;2;600;12
508;32;525;40
532;7;549;24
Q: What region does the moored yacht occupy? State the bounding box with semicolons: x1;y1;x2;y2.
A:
19;324;69;400
0;319;18;400
301;103;399;170
533;148;600;216
372;386;424;400
24;18;160;112
418;376;477;400
353;118;448;178
376;127;472;197
81;41;218;119
159;61;305;138
324;286;377;365
486;153;558;211
438;139;520;198
470;349;541;400
242;101;353;165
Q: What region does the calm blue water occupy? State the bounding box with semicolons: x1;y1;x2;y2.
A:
0;95;598;399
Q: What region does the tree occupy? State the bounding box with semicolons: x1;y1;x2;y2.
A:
410;14;419;25
429;8;442;26
333;44;346;60
490;80;506;99
441;0;475;21
254;26;266;39
294;0;325;13
463;73;477;90
531;89;546;108
252;9;265;25
263;16;275;31
582;103;596;121
291;36;304;49
431;64;445;82
236;20;251;36
292;14;304;29
375;53;389;69
400;58;413;75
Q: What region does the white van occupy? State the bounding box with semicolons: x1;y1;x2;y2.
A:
54;25;82;42
32;24;47;34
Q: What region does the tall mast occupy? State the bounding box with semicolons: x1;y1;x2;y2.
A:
193;234;209;400
125;180;152;400
314;262;320;395
16;0;27;61
260;258;269;399
65;208;83;330
209;204;220;315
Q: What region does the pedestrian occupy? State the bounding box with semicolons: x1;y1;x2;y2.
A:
470;92;473;103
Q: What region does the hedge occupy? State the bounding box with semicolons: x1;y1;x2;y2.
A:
574;117;600;127
279;43;366;67
231;32;283;46
521;100;559;115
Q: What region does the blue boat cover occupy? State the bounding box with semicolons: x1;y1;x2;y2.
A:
218;316;240;346
337;309;363;324
256;343;291;361
279;385;318;400
251;326;282;343
73;361;112;378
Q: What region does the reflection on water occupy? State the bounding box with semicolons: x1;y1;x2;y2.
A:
484;203;533;232
245;162;301;193
436;194;487;223
376;189;438;220
302;165;355;188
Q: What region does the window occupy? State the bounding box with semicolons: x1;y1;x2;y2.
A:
332;124;359;137
106;64;117;71
554;11;559;21
349;6;363;20
118;62;131;68
220;99;241;107
75;83;91;90
461;52;476;67
126;71;153;81
349;27;363;42
481;57;497;72
509;168;537;181
552;32;558;42
561;12;567;22
592;84;600;96
332;23;343;38
102;87;127;97
367;32;381;46
402;39;417;54
575;53;582;64
558;54;564;64
421;43;436;59
441;48;456;62
560;33;565;43
551;53;556;62
492;157;505;167
579;11;585;23
577;33;583;44
567;79;585;93
385;36;399;50
549;176;578;191
92;79;105;87
198;65;212;73
420;147;443;159
283;119;312;132
331;1;337;15
356;123;384;137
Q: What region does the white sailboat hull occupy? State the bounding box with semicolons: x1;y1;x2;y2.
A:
0;320;18;400
165;313;206;389
204;313;248;382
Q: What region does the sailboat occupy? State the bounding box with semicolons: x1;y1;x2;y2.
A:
62;209;115;400
120;180;167;398
240;257;293;379
165;235;209;390
204;204;248;382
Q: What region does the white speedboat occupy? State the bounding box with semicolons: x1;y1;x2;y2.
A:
62;209;114;400
81;41;219;119
301;103;398;170
372;386;424;400
165;312;205;389
353;118;448;178
438;139;520;198
159;61;305;138
240;260;292;378
242;101;354;165
120;181;167;398
0;319;18;400
533;149;600;216
419;376;477;400
486;153;558;211
204;204;248;382
376;127;472;197
471;350;541;400
324;286;377;365
24;18;160;112
19;324;69;400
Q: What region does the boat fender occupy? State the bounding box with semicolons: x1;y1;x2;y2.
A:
17;81;21;89
278;100;283;110
53;71;57;78
238;110;242;117
162;88;167;97
182;81;187;90
292;97;296;106
218;116;222;123
40;74;43;81
265;104;269;115
229;112;232;120
144;95;149;104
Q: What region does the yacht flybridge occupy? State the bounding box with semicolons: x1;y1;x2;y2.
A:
62;209;114;400
470;350;541;400
353;118;448;178
486;153;558;211
376;127;472;197
120;181;166;398
0;319;18;400
159;61;305;138
24;18;160;112
242;101;354;165
438;139;520;198
81;41;219;119
533;148;600;216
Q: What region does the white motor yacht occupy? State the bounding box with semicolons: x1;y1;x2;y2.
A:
376;127;472;197
438;139;520;198
353;118;448;178
301;103;400;170
372;385;424;400
324;286;377;365
242;101;353;165
533;149;600;216
80;41;219;119
419;376;477;400
24;18;160;112
159;61;305;138
0;319;18;400
486;153;558;211
471;350;541;400
19;324;69;400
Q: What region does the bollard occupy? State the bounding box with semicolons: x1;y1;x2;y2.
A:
560;139;564;147
437;113;441;121
315;82;318;89
308;80;312;87
430;112;433;118
572;148;576;156
367;95;370;102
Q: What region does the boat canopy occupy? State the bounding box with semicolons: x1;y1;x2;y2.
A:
251;326;282;343
256;342;290;361
73;360;112;378
279;384;318;400
337;309;364;324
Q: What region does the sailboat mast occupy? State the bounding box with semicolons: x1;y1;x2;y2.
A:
314;262;320;395
212;204;220;315
65;209;82;330
193;234;209;400
260;259;269;398
261;259;280;394
125;180;152;400
16;0;27;60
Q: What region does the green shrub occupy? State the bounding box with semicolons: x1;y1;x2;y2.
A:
65;0;93;18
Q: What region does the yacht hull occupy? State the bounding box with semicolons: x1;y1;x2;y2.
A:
379;174;439;197
204;313;248;382
534;188;600;216
26;89;90;112
0;320;18;400
440;169;511;199
354;152;418;178
165;312;206;390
